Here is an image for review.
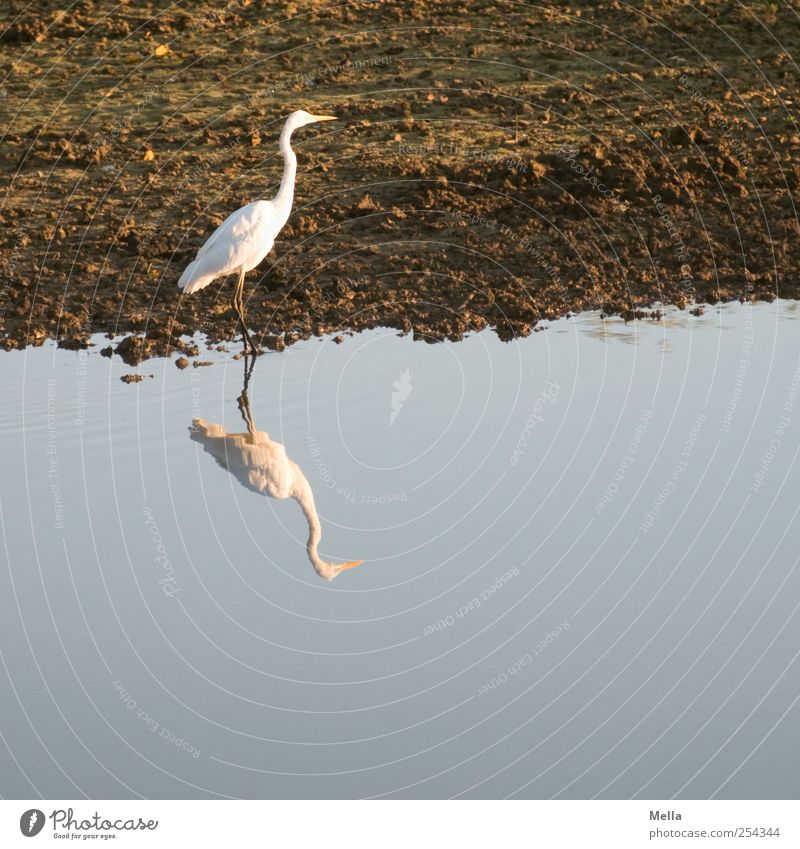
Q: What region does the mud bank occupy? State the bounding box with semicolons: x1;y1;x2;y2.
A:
1;1;797;363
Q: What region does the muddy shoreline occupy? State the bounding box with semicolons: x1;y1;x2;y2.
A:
2;1;798;364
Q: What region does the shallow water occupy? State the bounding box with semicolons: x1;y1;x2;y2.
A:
1;301;799;799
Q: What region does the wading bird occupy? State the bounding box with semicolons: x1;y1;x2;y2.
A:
178;110;337;353
190;354;363;581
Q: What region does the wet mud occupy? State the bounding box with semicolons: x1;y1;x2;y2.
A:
1;1;798;363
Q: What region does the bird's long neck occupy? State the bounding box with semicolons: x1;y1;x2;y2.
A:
290;463;328;577
273;123;298;215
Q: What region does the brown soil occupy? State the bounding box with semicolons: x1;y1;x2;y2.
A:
1;1;798;363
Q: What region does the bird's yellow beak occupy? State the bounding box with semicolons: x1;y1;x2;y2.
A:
310;114;337;122
339;559;364;572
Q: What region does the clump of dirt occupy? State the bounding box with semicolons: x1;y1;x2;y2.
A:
1;1;798;362
114;333;199;365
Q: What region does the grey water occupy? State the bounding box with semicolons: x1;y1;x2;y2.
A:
1;300;799;800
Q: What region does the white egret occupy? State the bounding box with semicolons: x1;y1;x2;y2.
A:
190;356;363;581
178;110;337;353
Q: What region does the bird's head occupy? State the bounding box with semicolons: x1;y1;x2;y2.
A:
286;110;338;131
314;558;365;582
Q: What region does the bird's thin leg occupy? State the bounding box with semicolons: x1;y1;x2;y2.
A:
240;288;255;355
232;267;254;355
234;268;247;353
230;270;243;347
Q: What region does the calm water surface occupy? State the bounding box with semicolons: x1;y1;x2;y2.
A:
1;301;799;799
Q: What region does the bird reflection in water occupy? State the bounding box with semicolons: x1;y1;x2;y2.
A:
190;354;364;581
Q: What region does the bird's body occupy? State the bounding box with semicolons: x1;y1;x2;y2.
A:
177;110;337;351
178;200;283;294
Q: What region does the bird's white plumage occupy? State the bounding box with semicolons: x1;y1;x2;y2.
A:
176;109;336;302
178;200;283;294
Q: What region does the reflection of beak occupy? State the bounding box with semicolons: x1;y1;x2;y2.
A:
310;115;337;122
339;560;364;572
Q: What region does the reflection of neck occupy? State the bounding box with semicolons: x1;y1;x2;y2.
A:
290;463;326;576
274;123;298;215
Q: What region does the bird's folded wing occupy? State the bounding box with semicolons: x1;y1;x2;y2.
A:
179;201;276;292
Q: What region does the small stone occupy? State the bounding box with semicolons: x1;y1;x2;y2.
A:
175;356;189;369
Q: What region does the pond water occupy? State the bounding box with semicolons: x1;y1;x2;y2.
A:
1;301;799;799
